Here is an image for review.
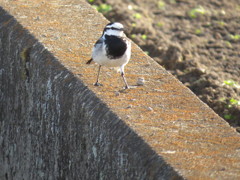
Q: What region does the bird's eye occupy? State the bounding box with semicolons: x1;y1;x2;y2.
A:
111;27;124;31
104;27;124;31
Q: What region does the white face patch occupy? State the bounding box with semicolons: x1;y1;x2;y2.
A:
106;22;124;30
104;22;124;37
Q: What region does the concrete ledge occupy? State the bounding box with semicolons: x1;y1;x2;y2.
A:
0;0;240;179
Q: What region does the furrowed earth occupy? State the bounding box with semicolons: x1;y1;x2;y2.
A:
87;0;240;132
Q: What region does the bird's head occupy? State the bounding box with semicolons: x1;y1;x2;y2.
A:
103;22;125;37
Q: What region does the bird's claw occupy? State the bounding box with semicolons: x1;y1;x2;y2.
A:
124;85;129;89
94;82;103;86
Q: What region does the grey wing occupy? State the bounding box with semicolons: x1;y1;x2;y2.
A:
92;37;105;61
93;38;104;56
94;38;104;47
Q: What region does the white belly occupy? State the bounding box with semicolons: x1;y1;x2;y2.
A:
92;41;131;67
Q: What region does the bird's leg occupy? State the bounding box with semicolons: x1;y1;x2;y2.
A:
94;65;103;86
120;66;129;89
121;72;129;89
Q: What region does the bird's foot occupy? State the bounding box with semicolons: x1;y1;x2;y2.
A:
124;85;129;89
94;82;103;86
123;85;137;90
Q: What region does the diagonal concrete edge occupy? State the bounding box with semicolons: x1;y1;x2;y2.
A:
0;5;182;180
0;0;240;179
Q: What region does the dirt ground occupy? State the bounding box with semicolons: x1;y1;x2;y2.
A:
88;0;240;131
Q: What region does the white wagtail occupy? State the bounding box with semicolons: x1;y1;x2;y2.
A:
87;22;131;89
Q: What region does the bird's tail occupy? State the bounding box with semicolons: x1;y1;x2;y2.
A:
86;58;93;64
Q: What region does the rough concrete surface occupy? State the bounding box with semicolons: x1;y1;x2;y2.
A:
0;0;240;179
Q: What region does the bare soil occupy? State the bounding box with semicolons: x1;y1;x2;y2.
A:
88;0;240;131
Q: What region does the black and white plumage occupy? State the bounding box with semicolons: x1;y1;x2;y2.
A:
87;22;131;89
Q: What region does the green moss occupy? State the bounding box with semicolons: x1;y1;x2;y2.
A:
158;1;166;10
20;47;31;81
93;4;112;14
133;13;142;19
141;34;147;40
188;6;206;19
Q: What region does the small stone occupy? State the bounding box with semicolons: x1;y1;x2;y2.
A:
137;77;145;86
214;32;222;40
126;105;133;109
147;107;153;111
34;16;40;21
236;127;240;133
126;115;131;119
115;91;120;96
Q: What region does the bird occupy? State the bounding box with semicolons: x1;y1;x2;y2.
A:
86;22;131;89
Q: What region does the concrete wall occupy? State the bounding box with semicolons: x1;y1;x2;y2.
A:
0;7;181;180
1;0;240;179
